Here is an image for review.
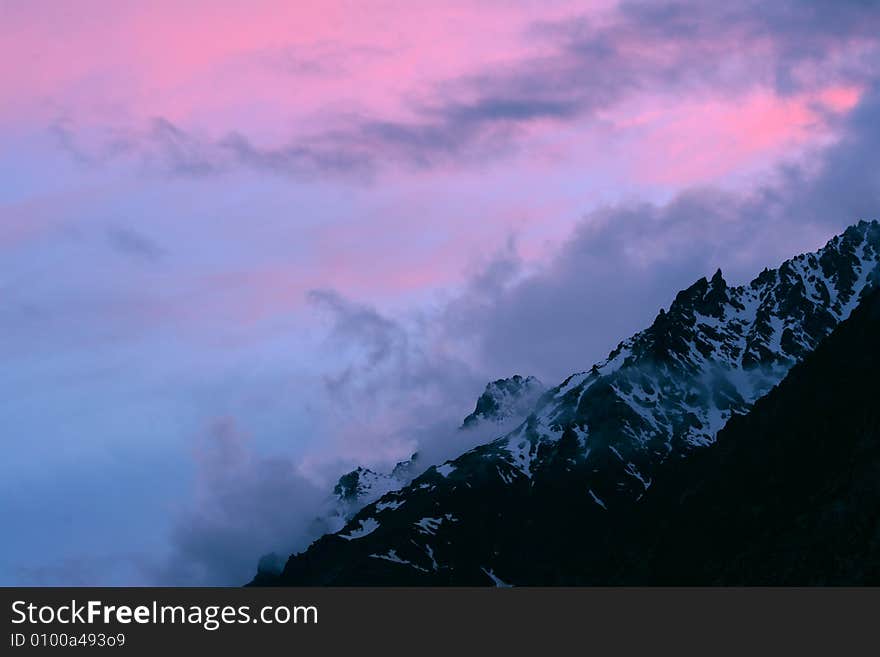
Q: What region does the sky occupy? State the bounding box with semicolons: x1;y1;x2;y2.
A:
2;0;880;585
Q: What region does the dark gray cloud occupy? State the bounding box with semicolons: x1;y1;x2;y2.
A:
217;131;374;179
441;191;744;381
307;288;480;409
49;117;136;166
308;289;408;374
784;82;880;222
50;116;374;180
149;334;491;585
609;0;880;94
105;225;165;261
144;118;220;176
149;417;329;586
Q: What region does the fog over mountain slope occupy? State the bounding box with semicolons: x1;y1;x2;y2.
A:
253;374;545;578
252;220;880;585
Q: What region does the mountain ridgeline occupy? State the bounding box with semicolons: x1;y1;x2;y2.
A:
280;374;547;549
253;221;880;585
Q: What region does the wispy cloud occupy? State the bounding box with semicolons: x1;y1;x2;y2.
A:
148;417;327;586
106;225;165;262
45;1;880;179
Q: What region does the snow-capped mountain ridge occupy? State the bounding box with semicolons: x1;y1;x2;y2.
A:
528;220;880;456
313;374;545;535
259;220;880;585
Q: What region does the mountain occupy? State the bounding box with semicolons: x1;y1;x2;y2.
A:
254;220;880;585
623;284;880;584
250;374;545;579
461;375;544;428
328;374;544;517
321;454;421;533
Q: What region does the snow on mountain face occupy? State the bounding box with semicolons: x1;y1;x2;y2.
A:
253;455;420;574
461;375;544;428
266;221;880;584
498;220;880;500
331;458;415;520
316;375;545;531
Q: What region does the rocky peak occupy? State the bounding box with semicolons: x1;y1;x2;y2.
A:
313;373;544;535
461;375;544;428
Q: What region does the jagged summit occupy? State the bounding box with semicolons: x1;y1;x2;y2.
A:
309;374;544;536
256;220;880;586
461;375;544;428
333;463;412;505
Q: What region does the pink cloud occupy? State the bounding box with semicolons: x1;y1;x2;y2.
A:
815;85;862;113
0;0;591;131
624;85;864;186
2;1;876;343
4;0;872;191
